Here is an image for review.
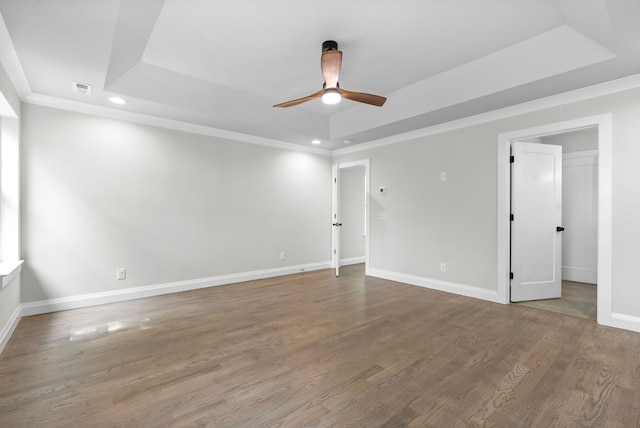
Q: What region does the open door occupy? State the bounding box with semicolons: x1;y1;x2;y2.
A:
511;142;563;302
332;164;342;276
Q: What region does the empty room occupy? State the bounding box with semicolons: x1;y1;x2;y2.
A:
1;1;640;426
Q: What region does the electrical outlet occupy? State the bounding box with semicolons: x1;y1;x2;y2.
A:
116;268;126;280
280;252;286;261
440;262;447;272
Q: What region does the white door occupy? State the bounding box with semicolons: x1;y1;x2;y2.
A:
511;142;563;302
332;164;342;276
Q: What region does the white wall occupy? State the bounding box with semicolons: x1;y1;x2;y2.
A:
4;76;640;341
0;62;20;116
334;87;640;321
339;166;365;263
561;150;598;284
542;130;598;284
542;128;598;152
20;103;332;302
340;125;497;292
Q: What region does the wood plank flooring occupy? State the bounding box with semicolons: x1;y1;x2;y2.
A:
1;264;639;427
516;281;598;321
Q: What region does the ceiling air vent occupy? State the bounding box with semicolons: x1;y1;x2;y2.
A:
72;81;92;95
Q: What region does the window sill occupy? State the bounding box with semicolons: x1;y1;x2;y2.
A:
0;260;23;289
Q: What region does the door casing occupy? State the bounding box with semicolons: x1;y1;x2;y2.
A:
497;114;612;326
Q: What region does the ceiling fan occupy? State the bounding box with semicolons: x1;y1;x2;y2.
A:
273;40;387;108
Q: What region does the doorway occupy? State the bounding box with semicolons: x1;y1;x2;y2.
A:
497;114;612;327
511;130;598;320
332;160;370;277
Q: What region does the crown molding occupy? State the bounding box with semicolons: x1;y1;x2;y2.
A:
18;71;640;159
331;73;640;156
23;94;332;156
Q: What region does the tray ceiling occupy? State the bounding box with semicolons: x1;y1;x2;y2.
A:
1;0;639;151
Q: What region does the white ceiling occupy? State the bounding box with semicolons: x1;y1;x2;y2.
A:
1;0;639;151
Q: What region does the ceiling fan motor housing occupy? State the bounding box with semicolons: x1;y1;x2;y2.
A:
322;40;338;52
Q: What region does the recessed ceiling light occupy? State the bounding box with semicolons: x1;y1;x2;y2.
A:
312;139;321;145
108;96;127;105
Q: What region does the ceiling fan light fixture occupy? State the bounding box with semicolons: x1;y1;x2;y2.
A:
322;88;341;105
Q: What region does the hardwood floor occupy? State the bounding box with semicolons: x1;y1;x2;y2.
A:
1;264;639;427
516;281;598;321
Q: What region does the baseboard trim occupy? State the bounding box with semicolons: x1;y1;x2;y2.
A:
0;305;22;354
339;257;366;266
19;261;331;318
6;263;640;354
367;268;499;303
562;266;597;284
611;312;640;333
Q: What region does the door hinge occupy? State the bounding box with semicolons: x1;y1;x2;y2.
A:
510;155;515;163
510;272;514;280
510;214;514;221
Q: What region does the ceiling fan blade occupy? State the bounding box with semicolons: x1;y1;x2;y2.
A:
273;89;324;108
339;88;387;107
321;50;342;88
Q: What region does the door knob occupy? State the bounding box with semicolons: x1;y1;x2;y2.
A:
556;226;565;232
333;222;342;226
